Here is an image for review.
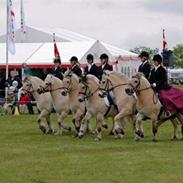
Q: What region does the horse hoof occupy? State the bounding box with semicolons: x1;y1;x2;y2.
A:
78;133;84;139
102;124;108;129
115;133;124;139
171;137;179;141
152;139;158;142
68;127;72;132
108;131;115;136
40;126;46;134
95;137;101;141
135;135;141;141
46;129;53;134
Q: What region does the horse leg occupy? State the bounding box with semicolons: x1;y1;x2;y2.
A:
176;113;183;140
170;118;179;141
78;112;92;138
37;109;48;134
95;114;104;141
108;118;115;135
46;113;53;134
135;113;145;141
114;109;131;139
73;110;83;136
55;111;70;135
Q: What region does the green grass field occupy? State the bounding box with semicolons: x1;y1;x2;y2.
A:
0;114;183;183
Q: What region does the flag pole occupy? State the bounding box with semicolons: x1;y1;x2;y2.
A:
5;0;9;99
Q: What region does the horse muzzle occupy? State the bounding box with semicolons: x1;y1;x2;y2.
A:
37;88;44;94
125;88;134;96
61;90;68;96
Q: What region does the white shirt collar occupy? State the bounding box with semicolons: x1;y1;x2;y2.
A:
142;60;148;66
154;64;161;71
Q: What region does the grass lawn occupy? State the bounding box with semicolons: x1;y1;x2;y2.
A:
0;114;183;183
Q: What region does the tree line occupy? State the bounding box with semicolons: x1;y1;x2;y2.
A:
130;44;183;68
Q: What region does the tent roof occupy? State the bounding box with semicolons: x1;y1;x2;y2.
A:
0;26;137;57
0;40;114;68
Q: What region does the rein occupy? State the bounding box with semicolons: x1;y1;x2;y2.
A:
79;82;99;100
130;76;158;104
99;78;130;92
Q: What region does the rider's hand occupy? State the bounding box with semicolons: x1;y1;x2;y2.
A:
152;83;156;88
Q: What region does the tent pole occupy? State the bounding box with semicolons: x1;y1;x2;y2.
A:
5;0;9;99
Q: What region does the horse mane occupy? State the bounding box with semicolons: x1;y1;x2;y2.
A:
87;74;99;84
135;72;145;79
108;71;128;80
23;75;44;84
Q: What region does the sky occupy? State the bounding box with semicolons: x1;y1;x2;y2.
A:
0;0;183;51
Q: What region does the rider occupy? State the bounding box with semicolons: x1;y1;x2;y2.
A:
49;57;65;80
138;51;151;80
70;56;82;77
84;54;99;78
98;53;113;80
149;54;173;116
149;54;170;92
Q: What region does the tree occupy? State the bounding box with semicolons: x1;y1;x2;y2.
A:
130;46;159;60
173;44;183;68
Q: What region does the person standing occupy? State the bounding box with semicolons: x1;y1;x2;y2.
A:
84;54;99;78
138;51;151;80
48;57;66;80
98;53;113;80
70;56;82;77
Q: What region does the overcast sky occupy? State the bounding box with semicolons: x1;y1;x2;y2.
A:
0;0;183;51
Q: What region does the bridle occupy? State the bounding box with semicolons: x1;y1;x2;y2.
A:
130;76;151;94
64;76;79;93
22;82;36;94
99;77;130;93
79;81;99;100
42;81;66;93
129;76;158;104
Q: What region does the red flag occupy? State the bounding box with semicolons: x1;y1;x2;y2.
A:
163;29;168;50
53;33;60;58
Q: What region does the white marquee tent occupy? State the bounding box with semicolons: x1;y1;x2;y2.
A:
0;40;115;69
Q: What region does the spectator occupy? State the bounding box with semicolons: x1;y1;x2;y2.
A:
19;93;30;114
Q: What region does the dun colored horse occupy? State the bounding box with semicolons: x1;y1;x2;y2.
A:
38;74;71;135
78;74;118;140
63;71;87;135
126;73;183;141
22;76;53;134
99;71;136;139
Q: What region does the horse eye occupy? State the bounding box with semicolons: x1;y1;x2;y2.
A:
82;86;85;89
135;80;138;83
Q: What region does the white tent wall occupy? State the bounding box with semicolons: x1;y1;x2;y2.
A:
117;59;141;78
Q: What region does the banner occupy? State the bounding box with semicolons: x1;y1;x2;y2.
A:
7;0;16;54
20;0;26;41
